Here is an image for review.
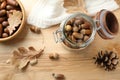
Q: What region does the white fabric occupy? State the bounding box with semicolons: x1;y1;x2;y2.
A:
85;0;119;16
27;0;70;28
27;0;119;28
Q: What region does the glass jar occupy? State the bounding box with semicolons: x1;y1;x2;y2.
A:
54;9;119;50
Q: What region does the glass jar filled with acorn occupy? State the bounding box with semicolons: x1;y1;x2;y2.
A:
54;10;119;50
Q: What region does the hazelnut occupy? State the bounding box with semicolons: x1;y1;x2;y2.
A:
2;32;8;38
49;53;59;60
65;25;72;31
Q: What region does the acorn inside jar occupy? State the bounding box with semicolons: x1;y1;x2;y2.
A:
63;16;92;49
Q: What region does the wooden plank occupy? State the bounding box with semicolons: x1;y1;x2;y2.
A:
0;0;120;80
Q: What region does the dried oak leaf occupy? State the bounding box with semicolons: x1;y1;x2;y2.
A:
9;46;44;71
7;10;22;35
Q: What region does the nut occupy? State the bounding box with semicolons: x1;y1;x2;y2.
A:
52;73;65;80
49;53;59;60
81;22;91;29
69;18;75;25
75;17;85;24
0;1;7;9
6;5;15;10
74;19;83;26
65;25;72;31
71;35;76;42
73;32;83;39
4;28;9;34
0;9;6;17
83;35;90;41
73;26;79;32
30;26;41;34
2;32;8;38
81;29;91;35
7;0;18;6
2;21;9;27
0;17;6;23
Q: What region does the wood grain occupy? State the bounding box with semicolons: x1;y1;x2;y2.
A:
0;0;120;80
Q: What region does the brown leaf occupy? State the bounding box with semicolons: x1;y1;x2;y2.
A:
9;46;44;71
7;10;22;35
28;46;36;51
18;47;28;54
18;58;29;70
13;50;22;59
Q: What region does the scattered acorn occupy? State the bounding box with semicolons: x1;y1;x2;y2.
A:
52;73;65;80
49;53;59;60
30;26;41;34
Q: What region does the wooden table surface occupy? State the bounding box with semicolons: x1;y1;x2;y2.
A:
0;0;120;80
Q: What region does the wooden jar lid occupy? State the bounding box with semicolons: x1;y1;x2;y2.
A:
95;9;119;39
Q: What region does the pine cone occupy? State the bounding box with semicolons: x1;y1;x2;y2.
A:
93;50;119;71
